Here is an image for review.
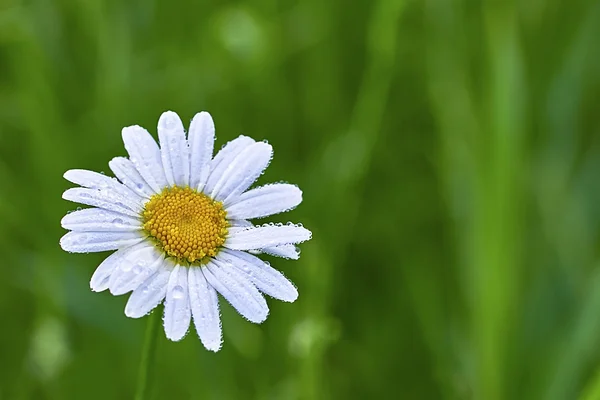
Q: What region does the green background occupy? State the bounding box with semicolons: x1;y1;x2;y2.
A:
1;0;600;399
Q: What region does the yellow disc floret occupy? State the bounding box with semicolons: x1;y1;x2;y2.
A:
142;186;229;264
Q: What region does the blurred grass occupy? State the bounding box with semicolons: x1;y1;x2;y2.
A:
1;0;600;399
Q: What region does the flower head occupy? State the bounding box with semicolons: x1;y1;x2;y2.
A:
60;111;311;351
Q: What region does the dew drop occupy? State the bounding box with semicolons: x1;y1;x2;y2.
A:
172;285;185;299
112;218;124;225
141;286;150;294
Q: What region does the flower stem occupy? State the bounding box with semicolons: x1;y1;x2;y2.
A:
134;309;161;400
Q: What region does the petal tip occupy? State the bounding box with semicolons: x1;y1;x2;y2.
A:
203;340;223;352
59;233;72;252
63;169;77;182
194;110;213;120
124;307;141;319
158;110;182;129
121;125;146;140
165;331;187;342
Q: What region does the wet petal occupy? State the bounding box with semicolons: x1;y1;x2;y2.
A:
188;112;215;192
210;142;272;203
124;265;172;318
226;183;302;219
204;135;254;196
163;265;192;341
260;244;301;260
158;111;190;187
109;157;155;198
62;187;141;218
122;125;168;193
203;260;268;323
225;224;311;251
61;208;141;232
60;231;143;253
108;245;163;295
219;250;298;302
188;266;222;351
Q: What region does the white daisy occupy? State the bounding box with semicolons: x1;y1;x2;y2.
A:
60;111;311;351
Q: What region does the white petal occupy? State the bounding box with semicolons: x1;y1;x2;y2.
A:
62;188;140;218
219;250;298;302
64;169;143;207
210;142;273;203
204;136;255;195
109;157;155;198
203;260;268;323
60;231;143;253
63;169;143;214
61;208;141;232
226;220;302;258
226;184;302;219
228;219;253;228
188;112;215;191
122;125;168;193
260;244;301;260
188;267;222;351
90;251;122;292
225;224;312;251
108;244;163;295
163;265;192;341
158;111;189;187
125;264;172;318
91;242;151;292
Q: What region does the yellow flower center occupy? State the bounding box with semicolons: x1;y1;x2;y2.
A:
142;186;229;264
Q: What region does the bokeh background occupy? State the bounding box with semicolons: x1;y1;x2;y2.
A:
1;0;600;399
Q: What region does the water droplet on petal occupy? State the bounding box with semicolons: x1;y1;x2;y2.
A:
172;285;184;299
121;261;133;272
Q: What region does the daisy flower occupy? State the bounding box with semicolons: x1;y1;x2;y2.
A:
60;111;311;351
